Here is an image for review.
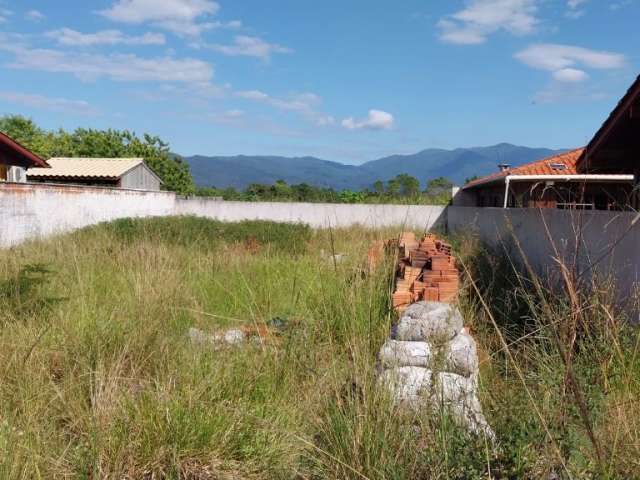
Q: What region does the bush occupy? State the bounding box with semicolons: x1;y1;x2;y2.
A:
92;216;312;254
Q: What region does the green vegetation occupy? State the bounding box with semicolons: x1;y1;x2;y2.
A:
1;115;454;203
456;235;640;479
0;217;638;478
195;174;455;205
0;115;195;195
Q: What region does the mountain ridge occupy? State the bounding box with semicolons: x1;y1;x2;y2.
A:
185;143;567;190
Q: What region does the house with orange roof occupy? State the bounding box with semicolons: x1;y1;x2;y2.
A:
458;75;640;210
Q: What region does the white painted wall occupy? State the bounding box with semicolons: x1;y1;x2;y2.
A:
0;184;447;247
447;206;640;311
176;197;447;230
0;183;175;247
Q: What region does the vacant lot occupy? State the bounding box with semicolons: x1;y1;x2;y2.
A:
0;217;638;479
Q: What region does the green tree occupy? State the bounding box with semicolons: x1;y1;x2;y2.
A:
272;179;293;199
338;189;365;203
423;176;454;204
399;173;420;196
222;186;242;200
386;173;420;197
386;177;401;197
0;115;195;195
424;176;453;196
0;115;51;154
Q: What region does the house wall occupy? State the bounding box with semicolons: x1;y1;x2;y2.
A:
119;164;161;191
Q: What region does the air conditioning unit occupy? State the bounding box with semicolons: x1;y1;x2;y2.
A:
7;166;26;183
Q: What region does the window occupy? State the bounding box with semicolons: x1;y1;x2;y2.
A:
548;162;567;171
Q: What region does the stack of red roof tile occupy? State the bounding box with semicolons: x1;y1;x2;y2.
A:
391;232;460;312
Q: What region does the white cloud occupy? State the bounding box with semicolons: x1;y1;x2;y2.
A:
25;10;45;22
610;0;633;10
341;110;394;131
552;67;589;82
205;109;245;125
438;0;539;45
567;0;587;8
206;35;292;60
2;44;214;85
45;28;165;47
98;0;234;36
237;90;270;101
236;90;334;126
565;0;588;18
0;7;12;23
515;43;626;71
155;18;239;36
99;0;218;23
0;91;97;115
237;90;317;113
516;44;625;102
533;83;607;104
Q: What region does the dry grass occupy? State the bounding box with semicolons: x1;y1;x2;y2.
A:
0;216;638;479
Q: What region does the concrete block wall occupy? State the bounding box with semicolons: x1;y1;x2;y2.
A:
0;183;175;247
0;184;447;247
447;206;640;310
176;197;447;230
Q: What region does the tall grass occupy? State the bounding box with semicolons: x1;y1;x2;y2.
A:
0;216;638;478
457;233;640;479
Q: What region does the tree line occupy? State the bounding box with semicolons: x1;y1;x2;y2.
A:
0;115;456;204
195;174;454;205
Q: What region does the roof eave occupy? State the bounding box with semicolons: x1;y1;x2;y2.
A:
577;75;640;171
0;132;49;168
462;177;506;190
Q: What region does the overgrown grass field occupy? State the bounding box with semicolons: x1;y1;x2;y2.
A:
0;217;638;479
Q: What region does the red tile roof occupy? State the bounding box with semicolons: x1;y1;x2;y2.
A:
463;148;585;190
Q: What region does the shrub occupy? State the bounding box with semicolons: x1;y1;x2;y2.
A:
92;216;312;254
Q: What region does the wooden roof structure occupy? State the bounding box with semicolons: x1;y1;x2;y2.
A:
0;131;49;168
577;75;640;174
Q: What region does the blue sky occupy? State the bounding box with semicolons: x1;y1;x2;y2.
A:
0;0;638;164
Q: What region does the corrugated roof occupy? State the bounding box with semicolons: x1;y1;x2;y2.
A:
27;158;144;179
463;148;585;190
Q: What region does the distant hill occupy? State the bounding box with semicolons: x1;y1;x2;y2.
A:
185;143;566;190
186;155;377;191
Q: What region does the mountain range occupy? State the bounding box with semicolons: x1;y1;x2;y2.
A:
185;143;565;190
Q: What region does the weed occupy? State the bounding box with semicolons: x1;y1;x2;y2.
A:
0;218;638;478
0;262;63;321
98;216;312;254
